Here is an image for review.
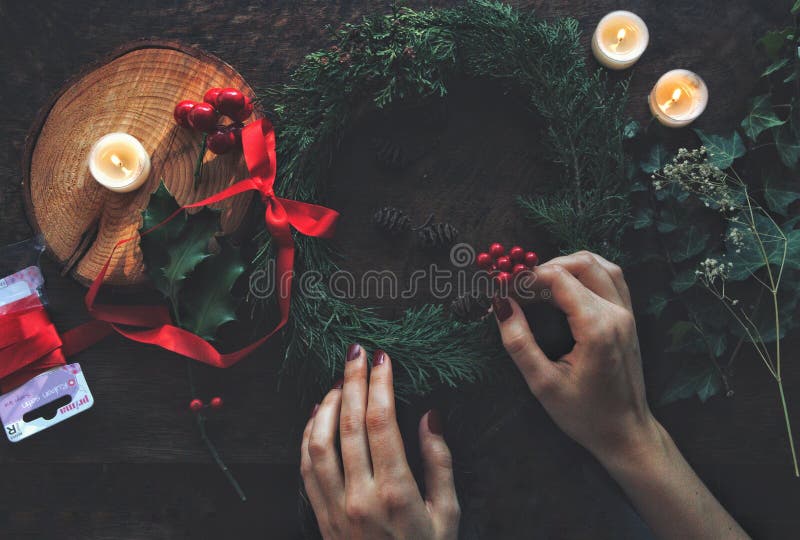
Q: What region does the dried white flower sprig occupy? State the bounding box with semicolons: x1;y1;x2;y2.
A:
653;147;798;477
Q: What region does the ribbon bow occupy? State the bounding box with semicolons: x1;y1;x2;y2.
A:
62;118;339;369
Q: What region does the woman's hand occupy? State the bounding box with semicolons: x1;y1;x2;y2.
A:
300;345;460;540
492;251;657;462
493;250;749;540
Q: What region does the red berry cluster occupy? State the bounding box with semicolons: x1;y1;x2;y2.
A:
189;396;224;412
173;87;254;155
476;243;539;285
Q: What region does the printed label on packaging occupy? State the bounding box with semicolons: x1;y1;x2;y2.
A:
0;266;44;309
0;363;93;442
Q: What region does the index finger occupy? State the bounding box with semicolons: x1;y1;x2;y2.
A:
527;265;602;340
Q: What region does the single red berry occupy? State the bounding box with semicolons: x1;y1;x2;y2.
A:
495;271;512;285
496;256;512;272
226;122;244;146
206;128;237;154
476;252;493;269
509;246;525;263
231;96;254;123
524;251;539;267
489;243;505;259
173;100;197;128
512;263;527;275
189;399;204;412
203;87;223;107
188;102;220;133
216;88;246;118
209;397;223;409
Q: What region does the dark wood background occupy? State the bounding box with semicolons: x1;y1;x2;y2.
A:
1;1;798;539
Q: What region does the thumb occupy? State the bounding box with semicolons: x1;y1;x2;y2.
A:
419;410;460;534
492;294;561;398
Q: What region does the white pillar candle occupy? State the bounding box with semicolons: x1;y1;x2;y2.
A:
649;70;709;128
88;133;151;193
591;11;649;70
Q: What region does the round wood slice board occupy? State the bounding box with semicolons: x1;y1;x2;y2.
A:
22;40;257;287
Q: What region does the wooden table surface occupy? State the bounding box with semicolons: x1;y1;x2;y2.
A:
1;1;797;538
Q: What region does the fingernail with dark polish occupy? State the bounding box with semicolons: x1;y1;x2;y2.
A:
373;349;386;367
492;294;513;322
428;409;443;435
311;404;319;418
333;377;344;389
346;343;362;362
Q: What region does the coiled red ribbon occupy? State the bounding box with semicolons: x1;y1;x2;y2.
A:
0;296;67;392
63;118;338;368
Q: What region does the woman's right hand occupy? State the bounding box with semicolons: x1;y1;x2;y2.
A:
492;251;659;463
492;250;749;540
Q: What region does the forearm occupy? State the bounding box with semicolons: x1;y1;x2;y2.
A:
597;417;749;540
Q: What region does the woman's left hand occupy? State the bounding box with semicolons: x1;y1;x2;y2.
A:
301;344;460;540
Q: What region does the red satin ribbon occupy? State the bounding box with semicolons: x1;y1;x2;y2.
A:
0;296;67;392
67;117;339;368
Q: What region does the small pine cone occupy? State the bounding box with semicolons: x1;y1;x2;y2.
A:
449;292;491;322
417;222;459;249
372;206;411;235
371;136;408;170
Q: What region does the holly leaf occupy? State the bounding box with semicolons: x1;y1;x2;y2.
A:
693;129;745;169
764;178;800;216
180;240;246;341
141;182;188;298
670;226;709;262
645;294;669;317
633;207;654;230
640;144;669;174
671;266;698;293
160;208;220;302
773;122;800;169
659;363;722;405
740;95;785;141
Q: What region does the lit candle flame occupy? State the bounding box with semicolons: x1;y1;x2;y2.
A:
609;28;627;52
110;153;132;176
661;88;683;112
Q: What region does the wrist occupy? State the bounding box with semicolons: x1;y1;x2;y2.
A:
593;413;672;476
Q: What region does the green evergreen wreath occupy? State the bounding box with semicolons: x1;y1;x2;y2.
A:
254;0;632;397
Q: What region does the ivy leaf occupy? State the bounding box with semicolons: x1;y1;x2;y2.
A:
762;57;790;77
759;28;793;59
670;226;709;262
793;0;800;15
659;363;722;406
623;120;640;139
764;178;800;216
633;207;654;230
726;212;795;280
640;144;669;174
180;240;246;341
671;266;698;293
773;122;800;169
693;129;745;169
645;294;669;317
740;95;785;141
